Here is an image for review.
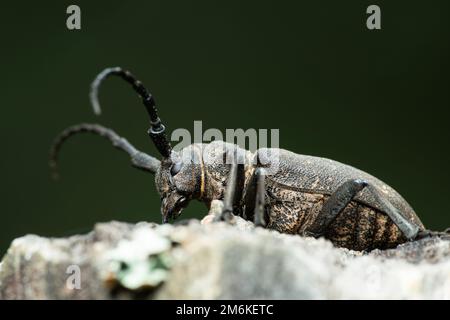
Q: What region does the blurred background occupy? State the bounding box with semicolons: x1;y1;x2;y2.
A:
0;1;449;255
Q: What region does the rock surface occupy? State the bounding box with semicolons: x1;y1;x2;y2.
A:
1;218;450;299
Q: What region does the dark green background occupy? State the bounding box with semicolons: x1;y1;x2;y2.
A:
1;1;449;255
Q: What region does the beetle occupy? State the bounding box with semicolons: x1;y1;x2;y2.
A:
49;67;448;251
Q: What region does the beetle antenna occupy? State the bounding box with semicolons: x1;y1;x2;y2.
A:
90;67;172;159
49;123;161;180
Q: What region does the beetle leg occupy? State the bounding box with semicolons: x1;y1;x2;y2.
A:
365;184;421;240
254;169;267;227
243;168;267;227
49;123;161;179
303;179;420;240
302;179;367;237
215;155;245;223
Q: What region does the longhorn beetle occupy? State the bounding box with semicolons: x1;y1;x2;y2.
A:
49;67;448;251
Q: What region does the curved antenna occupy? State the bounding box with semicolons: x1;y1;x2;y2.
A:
49;123;161;180
90;67;172;158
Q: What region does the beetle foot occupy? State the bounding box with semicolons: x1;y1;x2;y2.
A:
215;209;236;224
415;229;450;241
203;200;236;225
300;230;322;239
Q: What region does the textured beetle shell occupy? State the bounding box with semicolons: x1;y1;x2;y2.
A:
264;184;407;250
257;149;424;226
197;143;425;251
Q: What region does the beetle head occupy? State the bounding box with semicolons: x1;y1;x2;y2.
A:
156;145;204;223
155;142;250;223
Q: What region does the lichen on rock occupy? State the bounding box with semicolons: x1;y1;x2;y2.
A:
101;226;174;291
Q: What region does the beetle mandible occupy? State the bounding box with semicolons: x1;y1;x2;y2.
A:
49;67;448;251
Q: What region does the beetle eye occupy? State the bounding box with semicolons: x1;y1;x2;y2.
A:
170;162;182;176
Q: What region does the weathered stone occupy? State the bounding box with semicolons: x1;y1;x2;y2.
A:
1;219;449;299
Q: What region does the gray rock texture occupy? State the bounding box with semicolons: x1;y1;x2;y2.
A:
1;218;450;299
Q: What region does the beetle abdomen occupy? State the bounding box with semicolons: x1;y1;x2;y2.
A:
265;186;406;251
324;201;406;251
